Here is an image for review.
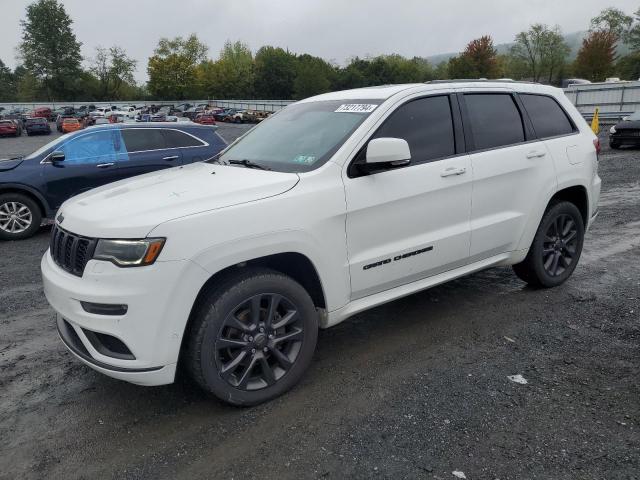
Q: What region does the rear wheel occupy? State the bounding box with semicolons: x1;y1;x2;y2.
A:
0;193;42;241
513;201;584;288
186;268;318;406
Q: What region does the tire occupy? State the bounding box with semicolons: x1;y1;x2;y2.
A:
186;267;318;406
0;193;42;241
513;201;585;288
609;141;620;149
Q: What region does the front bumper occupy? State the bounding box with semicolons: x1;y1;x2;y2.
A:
609;134;640;145
42;250;210;386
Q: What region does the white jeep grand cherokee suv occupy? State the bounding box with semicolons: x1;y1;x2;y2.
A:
42;82;601;405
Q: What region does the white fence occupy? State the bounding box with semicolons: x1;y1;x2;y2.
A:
0;99;293;113
563;81;640;121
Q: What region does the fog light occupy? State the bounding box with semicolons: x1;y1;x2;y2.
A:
80;302;128;316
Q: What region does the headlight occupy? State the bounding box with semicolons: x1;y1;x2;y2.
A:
93;238;165;267
609;126;616;134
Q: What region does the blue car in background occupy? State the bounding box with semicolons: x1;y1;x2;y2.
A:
0;123;226;240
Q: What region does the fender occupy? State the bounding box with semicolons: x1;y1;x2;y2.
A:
0;182;53;217
515;181;589;252
188;229;350;313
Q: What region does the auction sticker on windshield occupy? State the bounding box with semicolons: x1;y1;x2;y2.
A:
335;104;377;113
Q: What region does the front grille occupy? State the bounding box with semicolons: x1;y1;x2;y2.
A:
50;224;97;277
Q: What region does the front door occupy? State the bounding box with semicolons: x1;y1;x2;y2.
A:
344;94;472;300
43;129;126;210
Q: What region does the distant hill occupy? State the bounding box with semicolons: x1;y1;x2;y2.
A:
424;30;606;65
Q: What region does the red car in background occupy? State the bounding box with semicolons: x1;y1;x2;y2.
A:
31;107;54;121
0;120;20;137
194;113;216;125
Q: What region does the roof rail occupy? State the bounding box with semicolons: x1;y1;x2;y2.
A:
426;79;539;85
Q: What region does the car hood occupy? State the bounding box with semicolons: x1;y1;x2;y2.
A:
58;162;300;238
0;158;24;171
615;120;640;130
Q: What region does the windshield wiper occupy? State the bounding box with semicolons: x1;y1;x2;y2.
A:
228;159;271;171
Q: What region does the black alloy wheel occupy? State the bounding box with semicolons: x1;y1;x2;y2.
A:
512;201;585;288
541;213;578;277
186;268;318;406
215;293;303;391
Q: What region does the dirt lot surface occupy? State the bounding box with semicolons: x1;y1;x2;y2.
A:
1;127;638;480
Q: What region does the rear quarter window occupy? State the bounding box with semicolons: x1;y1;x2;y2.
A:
520;94;576;139
162;129;206;148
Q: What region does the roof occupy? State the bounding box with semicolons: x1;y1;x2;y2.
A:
299;81;561;103
83;121;212;132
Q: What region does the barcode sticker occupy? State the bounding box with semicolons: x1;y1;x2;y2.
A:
335;104;377;113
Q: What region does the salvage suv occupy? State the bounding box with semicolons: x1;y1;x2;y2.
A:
42;82;601;406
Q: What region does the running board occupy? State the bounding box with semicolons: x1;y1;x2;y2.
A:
324;253;511;328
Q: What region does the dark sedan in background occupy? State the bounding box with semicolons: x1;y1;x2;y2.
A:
0;123;226;240
609;112;640;149
25;117;52;136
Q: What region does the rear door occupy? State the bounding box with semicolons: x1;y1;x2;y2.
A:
459;91;557;259
161;128;210;164
118;128;183;179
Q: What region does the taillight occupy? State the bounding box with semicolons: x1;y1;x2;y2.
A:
593;138;601;155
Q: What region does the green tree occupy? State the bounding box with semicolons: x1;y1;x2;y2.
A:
253;46;297;99
147;34;207;99
591;7;633;40
213;41;255;99
510;24;570;83
0;60;17;101
448;36;501;79
91;46;137;100
616;51;640;79
19;0;82;100
293;54;333;99
626;8;640;50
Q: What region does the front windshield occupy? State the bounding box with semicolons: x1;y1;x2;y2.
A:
218;99;382;173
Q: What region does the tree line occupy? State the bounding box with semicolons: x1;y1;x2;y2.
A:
1;0;639;103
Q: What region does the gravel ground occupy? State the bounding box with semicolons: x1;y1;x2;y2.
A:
0;127;639;480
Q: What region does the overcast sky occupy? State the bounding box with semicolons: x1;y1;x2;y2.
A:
1;0;637;83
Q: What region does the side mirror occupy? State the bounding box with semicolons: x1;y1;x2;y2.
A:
50;151;65;163
362;138;411;172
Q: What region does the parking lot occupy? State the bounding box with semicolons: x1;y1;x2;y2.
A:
1;127;639;479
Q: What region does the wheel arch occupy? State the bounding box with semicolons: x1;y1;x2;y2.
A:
0;184;51;218
179;251;327;366
548;184;589;226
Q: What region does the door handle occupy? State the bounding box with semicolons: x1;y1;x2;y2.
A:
526;151;546;159
440;166;467;177
163;155;179;161
96;163;115;168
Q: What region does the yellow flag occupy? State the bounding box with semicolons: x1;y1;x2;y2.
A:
591;107;600;135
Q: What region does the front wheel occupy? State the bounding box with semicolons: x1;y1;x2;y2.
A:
0;193;42;241
513;201;585;288
186;268;318;406
609;141;620;149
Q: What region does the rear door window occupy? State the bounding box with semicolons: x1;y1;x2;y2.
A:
463;94;525;151
162;129;205;148
121;129;166;153
520;94;575;139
